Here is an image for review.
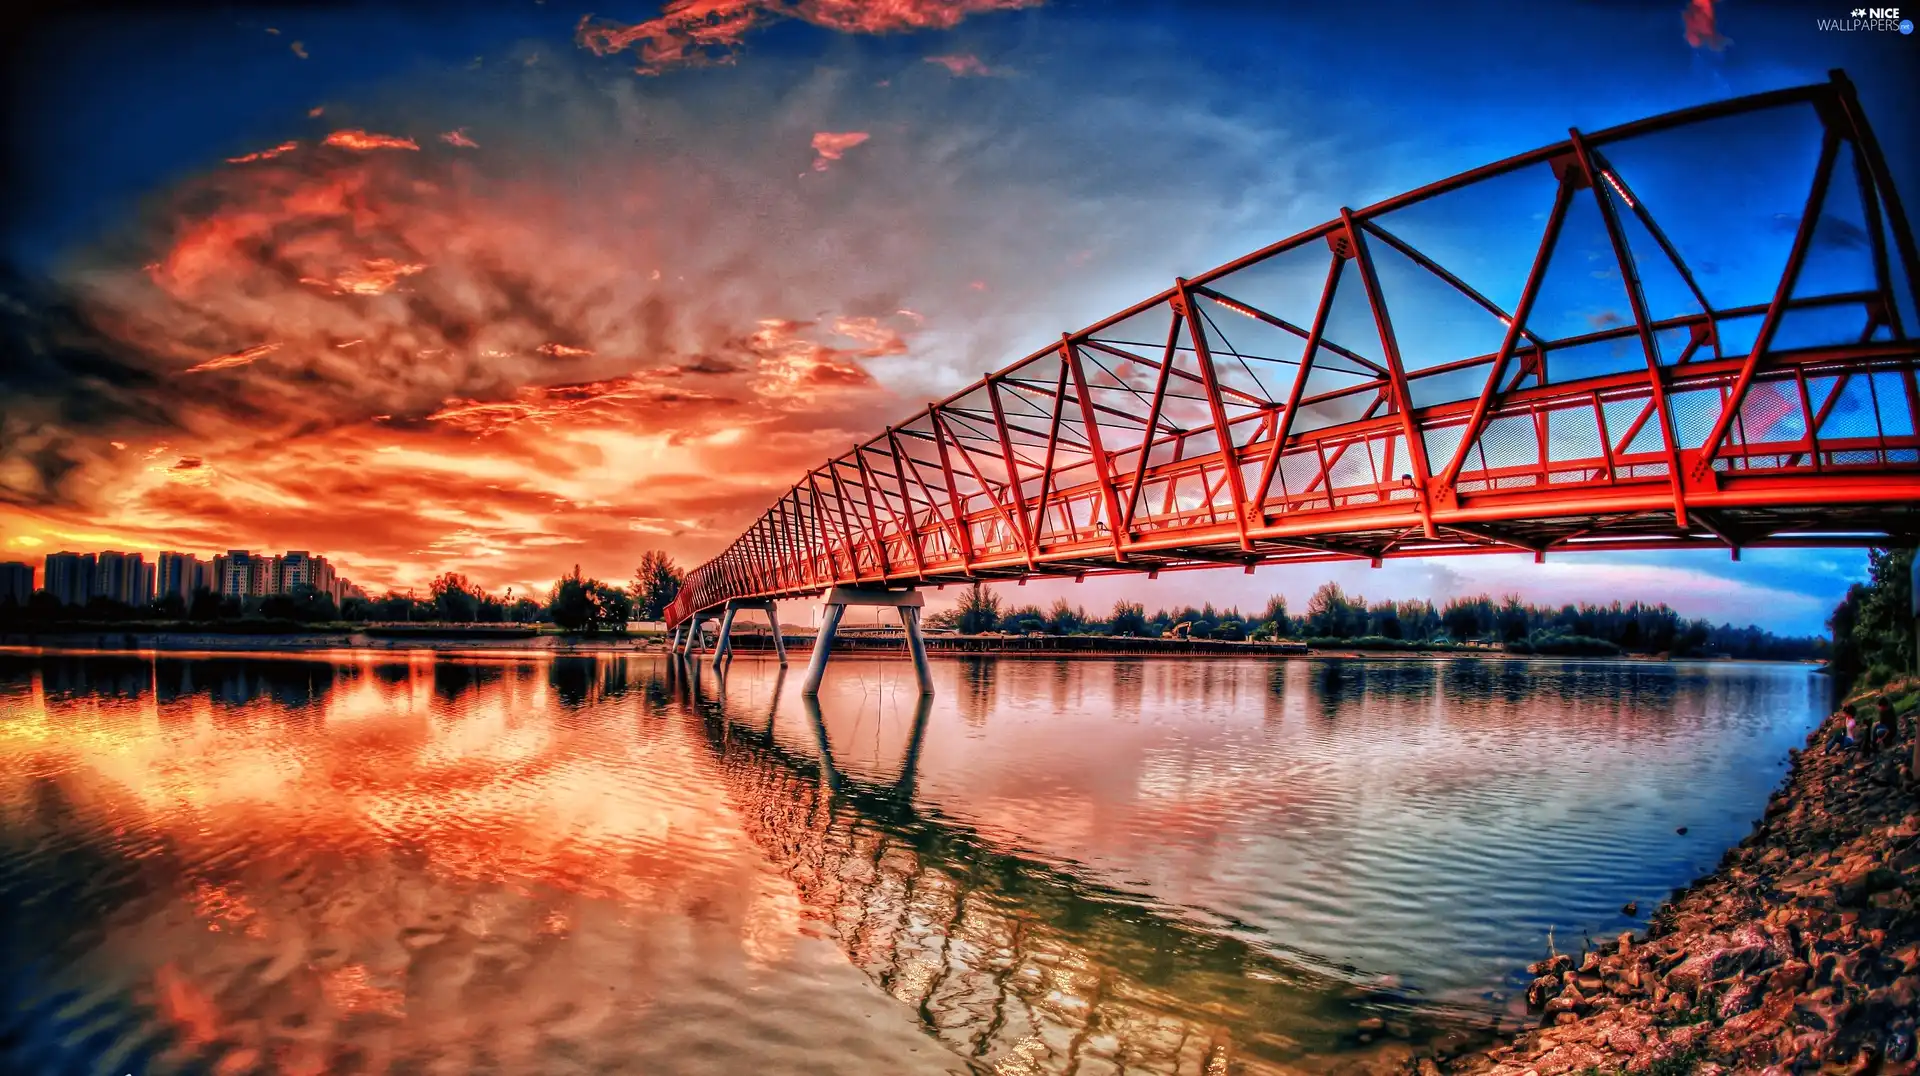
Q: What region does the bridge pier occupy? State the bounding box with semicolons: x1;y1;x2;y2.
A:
679;616;709;658
801;586;933;697
708;598;787;670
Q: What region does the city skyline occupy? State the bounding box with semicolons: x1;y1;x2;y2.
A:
4;547;362;609
1;2;1914;634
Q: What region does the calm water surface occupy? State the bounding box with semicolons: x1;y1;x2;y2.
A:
0;649;1824;1075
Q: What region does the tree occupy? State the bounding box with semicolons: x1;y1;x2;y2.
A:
1257;595;1291;637
1304;583;1359;638
1828;547;1914;693
431;572;480;623
547;566;631;633
628;550;685;621
284;584;339;622
548;567;594;631
1001;604;1048;635
1046;598;1086;635
1108;601;1150;637
591;581;633;633
954;582;1002;635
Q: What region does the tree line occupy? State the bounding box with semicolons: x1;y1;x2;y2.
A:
0;551;688;635
925;580;1828;660
1827;548;1914;694
1;546;1866;664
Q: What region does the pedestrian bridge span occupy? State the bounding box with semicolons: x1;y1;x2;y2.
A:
667;71;1920;648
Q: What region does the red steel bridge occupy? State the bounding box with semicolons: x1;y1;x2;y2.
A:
666;71;1920;632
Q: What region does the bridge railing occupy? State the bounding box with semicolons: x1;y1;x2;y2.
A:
667;71;1920;629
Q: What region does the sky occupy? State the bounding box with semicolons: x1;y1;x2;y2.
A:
0;0;1914;633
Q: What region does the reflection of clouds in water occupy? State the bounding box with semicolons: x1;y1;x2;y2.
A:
0;658;947;1076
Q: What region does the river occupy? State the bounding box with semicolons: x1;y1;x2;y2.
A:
0;649;1825;1075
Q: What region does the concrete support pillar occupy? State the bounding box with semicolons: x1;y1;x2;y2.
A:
767;604;789;665
711;605;739;671
899;605;934;695
800;587;931;696
801;603;845;696
668;622;685;655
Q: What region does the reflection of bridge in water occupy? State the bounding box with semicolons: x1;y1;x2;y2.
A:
671;660;1477;1075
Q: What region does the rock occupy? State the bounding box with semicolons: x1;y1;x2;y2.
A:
1526;976;1559;1011
1527;954;1572;977
1621;902;1639;917
1357;1016;1385;1033
1440;683;1920;1076
1716;976;1766;1019
1667;943;1776;993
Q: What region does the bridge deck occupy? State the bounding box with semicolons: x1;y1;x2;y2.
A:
669;70;1920;628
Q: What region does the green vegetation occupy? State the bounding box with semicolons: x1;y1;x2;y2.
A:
1827;547;1915;696
925;580;1825;659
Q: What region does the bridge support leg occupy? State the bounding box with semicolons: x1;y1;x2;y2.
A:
801;587;930;697
801;603;844;696
668;622;685;655
767;604;789;666
899;605;933;695
712;604;738;671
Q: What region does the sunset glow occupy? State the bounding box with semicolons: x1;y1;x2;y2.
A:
0;0;1907;631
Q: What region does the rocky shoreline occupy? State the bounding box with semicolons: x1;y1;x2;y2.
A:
1419;680;1918;1076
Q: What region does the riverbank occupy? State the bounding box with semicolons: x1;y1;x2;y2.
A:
0;626;1802;663
1422;679;1919;1076
0;630;660;653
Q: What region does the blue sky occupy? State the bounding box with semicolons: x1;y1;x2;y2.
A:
1;0;1913;633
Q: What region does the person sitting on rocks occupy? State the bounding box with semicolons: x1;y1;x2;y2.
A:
1870;696;1896;754
1827;703;1857;753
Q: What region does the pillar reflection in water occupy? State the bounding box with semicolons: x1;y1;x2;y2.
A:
695;660;1409;1076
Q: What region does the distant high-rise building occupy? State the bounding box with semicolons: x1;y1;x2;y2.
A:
0;562;32;607
93;551;148;607
276;551;341;602
43;552;97;606
279;551;310;592
217;550;265;598
156;552;206;603
35;548;357;610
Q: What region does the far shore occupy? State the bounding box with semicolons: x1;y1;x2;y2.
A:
0;626;1823;665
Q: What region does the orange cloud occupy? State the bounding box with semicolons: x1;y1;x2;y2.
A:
1682;0;1728;50
925;53;993;76
578;0;1040;74
187;342;281;373
226;141;300;164
322;129;420;151
440;128;480;148
810;130;869;171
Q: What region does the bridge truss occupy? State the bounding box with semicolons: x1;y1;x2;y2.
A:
668;70;1920;629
